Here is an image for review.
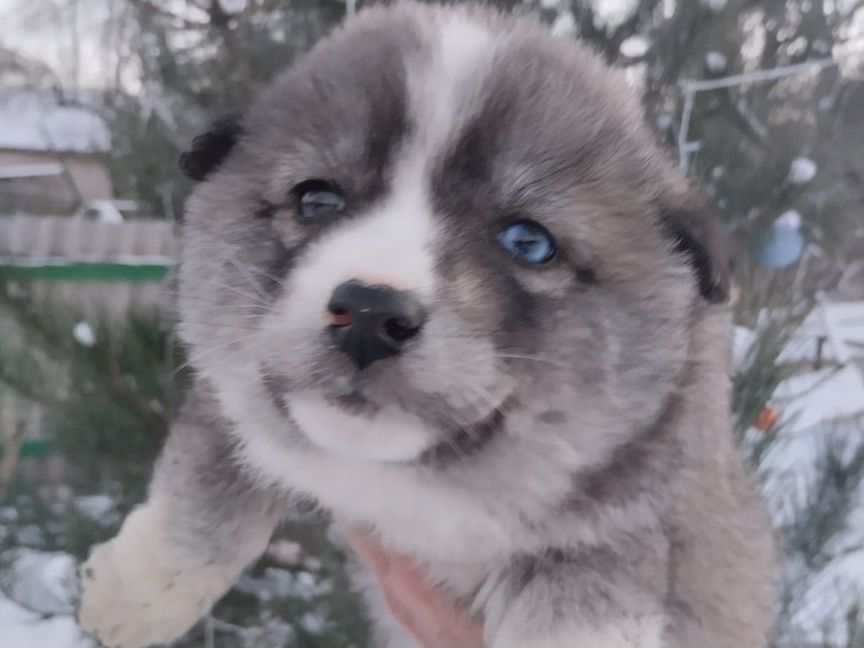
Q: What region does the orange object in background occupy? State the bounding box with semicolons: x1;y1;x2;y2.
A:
754;407;780;432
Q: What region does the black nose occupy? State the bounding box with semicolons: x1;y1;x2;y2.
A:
327;280;427;369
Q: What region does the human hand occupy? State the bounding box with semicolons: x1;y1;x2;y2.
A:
346;529;486;648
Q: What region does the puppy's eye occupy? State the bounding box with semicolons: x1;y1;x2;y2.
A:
291;179;345;220
498;220;556;264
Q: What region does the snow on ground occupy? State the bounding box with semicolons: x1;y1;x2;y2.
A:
740;300;864;643
590;0;638;29
0;595;91;648
620;36;650;58
0;550;92;648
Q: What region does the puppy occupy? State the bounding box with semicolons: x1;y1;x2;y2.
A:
79;3;776;647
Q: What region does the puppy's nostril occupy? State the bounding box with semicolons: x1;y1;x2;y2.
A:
381;317;421;343
326;280;427;369
328;304;353;327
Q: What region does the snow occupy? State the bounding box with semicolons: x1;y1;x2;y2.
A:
789;157;818;184
736;300;864;438
744;300;864;643
775;209;803;230
590;0;638;29
540;0;561;8
780;302;864;365
0;550;92;648
72;322;96;347
7;550;78;615
218;0;248;11
620;36;649;58
0;163;65;180
705;51;728;73
73;201;126;224
551;11;576;38
733;326;757;367
267;539;304;566
299;611;328;635
235;567;332;604
0;595;91;648
73;496;117;523
656;113;674;131
772;366;864;435
0;89;110;154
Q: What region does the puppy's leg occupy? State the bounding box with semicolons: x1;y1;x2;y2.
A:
79;385;286;648
484;540;668;648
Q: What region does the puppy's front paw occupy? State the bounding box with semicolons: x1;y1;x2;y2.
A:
78;506;230;648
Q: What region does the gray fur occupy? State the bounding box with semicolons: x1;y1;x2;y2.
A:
79;4;776;648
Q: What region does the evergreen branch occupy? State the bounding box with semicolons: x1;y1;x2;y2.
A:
105;340;169;438
0;373;76;414
0;419;26;501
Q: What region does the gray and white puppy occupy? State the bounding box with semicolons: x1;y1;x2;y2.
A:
79;3;776;647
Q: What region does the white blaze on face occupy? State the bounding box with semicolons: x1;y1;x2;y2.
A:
277;18;496;462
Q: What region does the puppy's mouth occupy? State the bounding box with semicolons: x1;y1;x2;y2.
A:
261;367;508;464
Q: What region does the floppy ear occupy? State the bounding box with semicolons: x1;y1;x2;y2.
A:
659;194;732;304
178;114;244;182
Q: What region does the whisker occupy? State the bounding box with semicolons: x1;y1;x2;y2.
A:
178;294;269;310
229;254;272;302
243;264;288;290
172;333;262;377
492;353;569;370
179;321;262;332
195;278;271;306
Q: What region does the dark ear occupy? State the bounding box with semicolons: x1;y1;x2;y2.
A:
660;201;732;304
178;114;244;182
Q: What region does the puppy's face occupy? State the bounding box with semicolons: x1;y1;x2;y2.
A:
178;5;728;466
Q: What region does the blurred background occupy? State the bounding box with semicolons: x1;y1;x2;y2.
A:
0;0;862;646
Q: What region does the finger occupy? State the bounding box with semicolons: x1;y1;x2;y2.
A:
384;555;485;647
344;527;391;576
344;529;485;647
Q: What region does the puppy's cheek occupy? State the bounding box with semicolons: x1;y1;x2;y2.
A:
511;267;575;298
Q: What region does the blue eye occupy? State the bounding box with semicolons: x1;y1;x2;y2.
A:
497;220;556;264
291;179;345;220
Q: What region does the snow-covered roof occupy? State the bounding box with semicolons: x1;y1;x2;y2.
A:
0;88;110;154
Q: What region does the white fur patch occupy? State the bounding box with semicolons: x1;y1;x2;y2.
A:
78;500;236;648
269;18;498;460
490;615;665;648
213;377;523;561
287;393;434;462
412;19;495;144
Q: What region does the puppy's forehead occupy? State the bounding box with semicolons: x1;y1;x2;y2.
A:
248;8;503;197
245;5;644;208
406;17;496;152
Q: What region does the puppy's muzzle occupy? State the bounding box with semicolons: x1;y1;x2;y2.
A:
327;280;426;370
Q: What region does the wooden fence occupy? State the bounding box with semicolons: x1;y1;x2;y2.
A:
0;215;175;313
0;214;174;258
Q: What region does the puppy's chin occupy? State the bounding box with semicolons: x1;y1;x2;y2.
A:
287;393;435;462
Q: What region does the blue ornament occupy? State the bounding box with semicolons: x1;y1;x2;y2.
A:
754;223;805;268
